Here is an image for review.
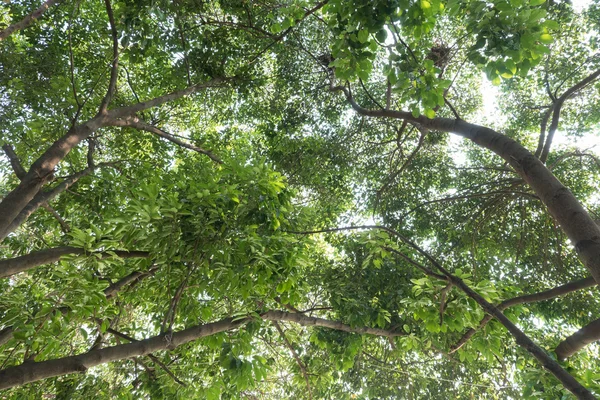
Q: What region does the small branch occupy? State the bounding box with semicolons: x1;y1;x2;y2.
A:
444;98;461;120
161;267;194;333
98;0;119;114
106;328;187;386
539;67;600;163
272;321;312;400
0;0;62;40
439;283;453;326
261;310;406;338
108;116;223;163
104;265;159;298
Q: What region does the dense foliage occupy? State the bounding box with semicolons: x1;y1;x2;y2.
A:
1;0;600;398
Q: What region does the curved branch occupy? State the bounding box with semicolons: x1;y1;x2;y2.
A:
0;77;228;241
450;277;597;353
556;318;600;360
330;86;600;285
108;116;222;163
0;162;118;241
98;0;119;114
0;264;158;347
0;0;62;40
539;67;600;162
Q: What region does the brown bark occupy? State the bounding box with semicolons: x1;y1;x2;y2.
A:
0;246;149;278
0;0;62;40
0;317;247;389
450;277;597;353
556;318;600;360
0;310;405;389
333;86;600;285
0;78;227;241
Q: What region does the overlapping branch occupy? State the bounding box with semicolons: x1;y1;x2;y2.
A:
330;84;600;287
450;277;597;353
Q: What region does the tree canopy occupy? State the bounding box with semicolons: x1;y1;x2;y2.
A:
1;0;600;398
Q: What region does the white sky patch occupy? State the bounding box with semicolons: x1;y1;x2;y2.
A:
572;0;594;12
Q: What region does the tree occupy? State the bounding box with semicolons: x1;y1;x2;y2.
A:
1;0;600;398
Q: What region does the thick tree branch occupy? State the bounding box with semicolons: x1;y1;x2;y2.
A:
0;246;150;278
0;162;118;240
450;277;597;353
392;237;595;399
0;0;61;40
291;224;595;398
331;86;600;285
108;116;222;163
556;318;600;360
105;328;187;386
0;310;405;389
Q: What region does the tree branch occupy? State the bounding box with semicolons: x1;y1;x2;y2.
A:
555;317;600;361
330;85;600;286
539;67;600;162
108;116;222;163
0;77;228;241
0;0;62;40
391;237;595;399
106;328;187;386
2;144;70;233
450;277;597;353
272;321;312;400
0;246;150;278
0;310;405;389
0;162;118;240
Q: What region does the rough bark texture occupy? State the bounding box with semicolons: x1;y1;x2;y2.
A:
556;318;600;360
450;277;597;353
0;247;149;278
0;310;405;390
334;87;600;285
